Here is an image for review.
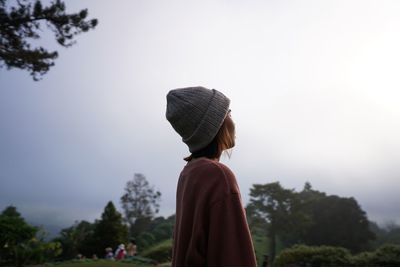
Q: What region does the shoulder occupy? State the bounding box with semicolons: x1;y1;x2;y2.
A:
191;158;240;194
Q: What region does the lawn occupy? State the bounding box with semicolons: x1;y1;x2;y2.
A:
29;259;171;267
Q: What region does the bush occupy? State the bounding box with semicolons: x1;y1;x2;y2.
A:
274;245;352;267
140;239;172;263
274;244;400;267
137;232;156;250
351;244;400;267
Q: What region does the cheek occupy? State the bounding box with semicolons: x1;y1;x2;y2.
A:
227;117;235;131
228;121;236;145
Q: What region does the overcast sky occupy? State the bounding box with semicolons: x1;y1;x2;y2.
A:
1;0;400;232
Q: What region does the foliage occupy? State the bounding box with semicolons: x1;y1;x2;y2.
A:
0;0;97;80
0;206;38;245
370;221;400;248
248;220;269;266
247;182;376;264
54;220;96;260
247;206;269;266
121;173;161;236
248;182;310;263
0;205;37;265
135;215;174;251
140;239;172;263
274;245;352;267
351;244;400;267
0;206;62;267
295;184;376;252
274;244;400;267
150;217;174;243
55;202;129;259
54;202;173;261
92;201;129;257
137;232;155;250
304;194;375;252
12;238;62;267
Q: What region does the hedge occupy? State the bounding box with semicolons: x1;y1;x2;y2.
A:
274;245;352;267
274;244;400;267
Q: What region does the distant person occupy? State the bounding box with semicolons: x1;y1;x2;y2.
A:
105;247;114;259
127;239;138;257
166;86;257;267
114;244;126;260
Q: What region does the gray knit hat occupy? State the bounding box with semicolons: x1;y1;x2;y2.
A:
166;86;230;153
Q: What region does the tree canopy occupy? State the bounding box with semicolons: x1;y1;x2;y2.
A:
248;182;376;264
121;173;161;236
93;201;128;256
54;220;95;260
0;206;61;266
304;194;375;252
0;206;38;253
248;182;309;263
0;0;97;80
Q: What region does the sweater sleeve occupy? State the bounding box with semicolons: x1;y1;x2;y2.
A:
207;193;258;267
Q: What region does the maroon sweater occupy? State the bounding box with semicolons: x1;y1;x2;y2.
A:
172;158;257;267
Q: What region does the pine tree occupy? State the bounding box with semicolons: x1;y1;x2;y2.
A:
93;201;128;257
0;0;97;80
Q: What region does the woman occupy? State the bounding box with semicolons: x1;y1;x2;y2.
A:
166;86;257;267
126;239;137;257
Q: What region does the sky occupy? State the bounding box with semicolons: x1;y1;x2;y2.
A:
1;0;400;234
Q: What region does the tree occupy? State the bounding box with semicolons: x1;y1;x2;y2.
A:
248;181;376;264
148;215;175;242
296;183;375;252
55;220;95;259
248;182;307;263
55;203;128;259
135;215;175;250
304;194;375;252
370;221;400;248
0;206;61;266
0;206;37;264
93;201;128;257
121;173;161;236
0;0;97;80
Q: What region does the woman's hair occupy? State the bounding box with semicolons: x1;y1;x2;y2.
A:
184;114;235;162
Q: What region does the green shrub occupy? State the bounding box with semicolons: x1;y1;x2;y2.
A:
137;232;156;250
351;244;400;267
275;244;400;267
274;245;352;267
140;239;172;263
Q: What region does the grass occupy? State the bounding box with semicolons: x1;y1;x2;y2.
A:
29;259;169;267
28;232;263;267
140;239;172;262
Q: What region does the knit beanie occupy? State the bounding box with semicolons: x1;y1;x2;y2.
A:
166;86;230;153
